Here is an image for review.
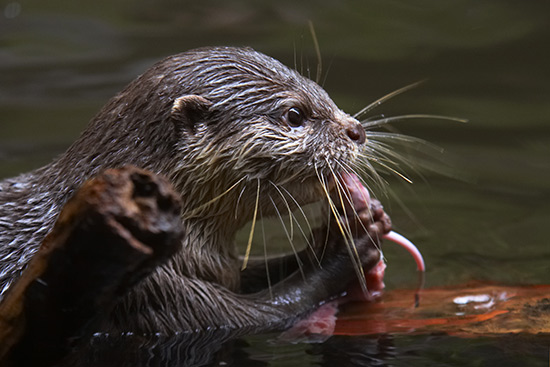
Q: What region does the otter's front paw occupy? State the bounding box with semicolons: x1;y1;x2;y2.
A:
328;198;389;269
325;172;391;268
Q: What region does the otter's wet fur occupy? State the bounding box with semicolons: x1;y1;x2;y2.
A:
0;47;383;333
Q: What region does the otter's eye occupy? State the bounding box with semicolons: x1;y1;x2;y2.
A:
286;107;305;128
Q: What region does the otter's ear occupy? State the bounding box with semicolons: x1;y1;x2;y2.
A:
171;95;212;134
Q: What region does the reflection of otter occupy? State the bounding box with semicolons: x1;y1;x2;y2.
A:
0;47;387;333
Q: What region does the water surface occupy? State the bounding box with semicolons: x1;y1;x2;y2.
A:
1;0;549;365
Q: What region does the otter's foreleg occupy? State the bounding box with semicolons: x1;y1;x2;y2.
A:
110;200;386;334
243;202;385;330
239;251;309;294
238;202;388;330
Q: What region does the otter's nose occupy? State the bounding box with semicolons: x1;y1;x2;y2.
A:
345;122;366;144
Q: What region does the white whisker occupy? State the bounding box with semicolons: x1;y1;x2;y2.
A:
324;158;369;295
308;20;322;84
241;178;260;271
268;181;294;242
362;114;467;129
275;184;320;267
235;183;248;220
353;80;425;119
184;176;246;219
260;206;273;299
268;196;305;280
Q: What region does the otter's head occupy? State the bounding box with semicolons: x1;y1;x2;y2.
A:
158;47;366;221
77;47;366;226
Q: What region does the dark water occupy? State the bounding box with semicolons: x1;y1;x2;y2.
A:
1;0;549;365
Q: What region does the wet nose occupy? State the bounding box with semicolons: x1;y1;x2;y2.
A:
346;121;366;144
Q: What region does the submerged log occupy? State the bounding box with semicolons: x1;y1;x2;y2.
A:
335;281;550;336
0;166;183;366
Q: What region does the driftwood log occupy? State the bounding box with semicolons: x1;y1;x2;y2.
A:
0;166;183;366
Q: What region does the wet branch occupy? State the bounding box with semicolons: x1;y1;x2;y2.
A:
0;166;183;366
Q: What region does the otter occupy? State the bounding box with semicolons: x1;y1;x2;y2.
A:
0;47;389;333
